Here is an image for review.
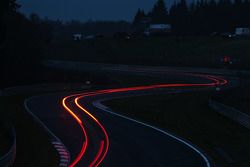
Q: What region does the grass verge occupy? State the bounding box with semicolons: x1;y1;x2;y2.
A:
0;123;12;158
214;79;250;115
0;95;59;167
104;92;250;167
45;37;250;69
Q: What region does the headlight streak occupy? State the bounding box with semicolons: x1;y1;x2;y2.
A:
62;73;228;167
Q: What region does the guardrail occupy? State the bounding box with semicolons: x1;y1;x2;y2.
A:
209;100;250;129
0;124;16;167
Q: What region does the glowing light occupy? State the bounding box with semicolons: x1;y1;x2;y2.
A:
61;73;228;167
62;96;89;167
75;96;110;167
89;141;105;167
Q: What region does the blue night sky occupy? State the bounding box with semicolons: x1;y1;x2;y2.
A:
17;0;183;22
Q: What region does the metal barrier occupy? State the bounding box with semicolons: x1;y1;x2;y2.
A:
0;124;16;167
209;100;250;129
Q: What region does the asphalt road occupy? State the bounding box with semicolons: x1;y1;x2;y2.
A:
25;73;228;167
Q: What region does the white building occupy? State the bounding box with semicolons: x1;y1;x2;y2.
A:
235;28;250;36
145;24;171;36
150;24;171;32
73;34;83;40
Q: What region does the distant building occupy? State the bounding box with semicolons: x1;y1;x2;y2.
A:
235;28;250;36
84;35;95;40
145;24;171;36
73;34;83;41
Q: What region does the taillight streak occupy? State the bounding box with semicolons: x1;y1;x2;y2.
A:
62;73;228;167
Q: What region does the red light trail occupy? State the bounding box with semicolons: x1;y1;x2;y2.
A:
62;73;228;167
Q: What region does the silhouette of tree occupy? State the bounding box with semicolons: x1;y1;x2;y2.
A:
242;0;250;27
167;0;250;35
0;0;19;46
30;13;41;24
151;0;169;23
0;0;56;87
170;0;189;34
133;9;146;25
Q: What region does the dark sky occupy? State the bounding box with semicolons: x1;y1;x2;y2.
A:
17;0;184;22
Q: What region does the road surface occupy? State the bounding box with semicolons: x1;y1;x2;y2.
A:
25;73;228;167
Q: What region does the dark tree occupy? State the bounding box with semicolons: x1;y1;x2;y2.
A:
151;0;169;23
133;9;146;25
241;0;250;27
217;0;233;32
0;0;19;46
0;0;56;87
170;0;189;34
167;0;250;35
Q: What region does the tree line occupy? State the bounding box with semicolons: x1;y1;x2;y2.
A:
0;1;131;87
0;0;53;87
133;0;250;35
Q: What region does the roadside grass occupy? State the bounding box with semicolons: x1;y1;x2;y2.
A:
214;79;250;115
45;37;250;69
107;72;209;87
0;123;12;158
104;92;250;167
107;73;183;87
0;96;59;167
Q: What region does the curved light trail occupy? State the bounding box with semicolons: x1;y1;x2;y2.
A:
62;73;228;167
62;96;89;167
89;140;105;167
75;96;110;167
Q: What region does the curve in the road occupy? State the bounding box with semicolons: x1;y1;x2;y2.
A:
62;73;228;167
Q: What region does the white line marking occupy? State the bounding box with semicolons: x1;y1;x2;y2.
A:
59;152;69;156
59;163;68;167
54;145;64;148
56;148;66;151
93;100;212;167
60;155;69;159
60;159;69;163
